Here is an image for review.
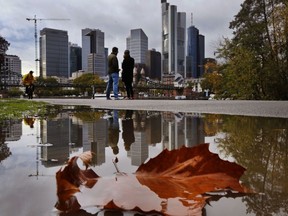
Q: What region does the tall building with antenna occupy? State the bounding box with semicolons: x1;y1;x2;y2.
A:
187;13;205;78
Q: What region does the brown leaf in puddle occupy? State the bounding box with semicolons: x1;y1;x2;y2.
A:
136;143;248;199
55;151;99;212
55;144;250;215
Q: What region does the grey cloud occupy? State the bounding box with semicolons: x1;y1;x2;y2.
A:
0;0;243;73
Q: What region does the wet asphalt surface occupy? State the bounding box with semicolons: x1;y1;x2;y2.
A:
32;98;288;118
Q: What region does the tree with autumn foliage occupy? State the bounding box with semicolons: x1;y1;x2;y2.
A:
201;71;223;96
217;0;288;100
73;73;105;95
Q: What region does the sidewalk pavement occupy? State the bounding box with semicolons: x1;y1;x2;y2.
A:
33;98;288;118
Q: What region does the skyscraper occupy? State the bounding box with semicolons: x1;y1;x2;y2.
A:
126;29;148;64
68;43;82;77
187;25;205;78
161;1;186;78
2;55;22;85
40;28;69;78
146;49;161;80
81;28;106;77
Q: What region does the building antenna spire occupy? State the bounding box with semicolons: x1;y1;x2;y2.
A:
191;13;194;26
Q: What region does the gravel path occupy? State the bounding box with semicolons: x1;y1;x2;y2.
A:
33;98;288;118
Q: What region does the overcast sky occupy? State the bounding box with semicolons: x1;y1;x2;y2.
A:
0;0;244;75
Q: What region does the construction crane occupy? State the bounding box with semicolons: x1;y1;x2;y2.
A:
26;15;70;76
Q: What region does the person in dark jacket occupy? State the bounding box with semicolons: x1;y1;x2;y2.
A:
106;47;120;100
121;50;135;99
122;110;135;151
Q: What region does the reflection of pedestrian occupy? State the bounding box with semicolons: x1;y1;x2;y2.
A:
122;110;135;151
106;47;120;100
23;117;35;128
121;50;135;99
108;110;120;155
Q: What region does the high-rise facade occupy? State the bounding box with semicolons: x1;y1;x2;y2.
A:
126;29;148;64
4;55;21;74
40;28;69;78
81;28;106;77
146;49;161;80
2;55;22;84
187;25;205;78
161;1;186;78
68;43;82;77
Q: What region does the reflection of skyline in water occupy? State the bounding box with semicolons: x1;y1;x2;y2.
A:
0;108;288;216
36;110;206;168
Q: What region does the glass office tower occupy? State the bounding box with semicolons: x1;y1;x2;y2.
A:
126;28;148;64
40;28;68;78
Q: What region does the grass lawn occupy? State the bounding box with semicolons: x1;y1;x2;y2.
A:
0;99;48;120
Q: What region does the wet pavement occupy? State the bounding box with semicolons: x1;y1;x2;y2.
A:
33;98;288;118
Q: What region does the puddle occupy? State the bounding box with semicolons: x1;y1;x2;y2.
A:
0;106;287;215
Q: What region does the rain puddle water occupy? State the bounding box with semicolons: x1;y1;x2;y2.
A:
0;106;287;216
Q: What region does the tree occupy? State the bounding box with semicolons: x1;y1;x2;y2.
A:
73;73;105;95
217;0;288;100
0;35;10;85
0;35;10;65
34;77;61;97
201;72;223;96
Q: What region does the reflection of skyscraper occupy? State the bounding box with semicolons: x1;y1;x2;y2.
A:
131;111;149;166
41;115;70;166
131;131;148;166
185;115;205;147
69;117;83;148
161;112;205;150
146;113;162;145
5;119;22;141
82;119;108;166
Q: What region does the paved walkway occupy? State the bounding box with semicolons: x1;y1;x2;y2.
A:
33;98;288;118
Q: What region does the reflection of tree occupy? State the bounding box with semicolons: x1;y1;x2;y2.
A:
133;111;147;132
0;122;12;163
203;114;223;136
216;116;288;215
